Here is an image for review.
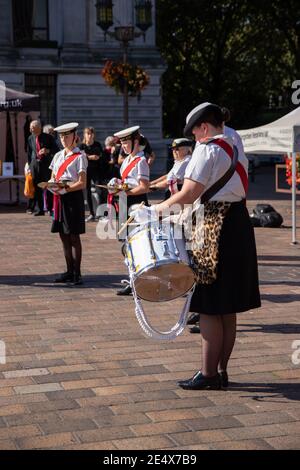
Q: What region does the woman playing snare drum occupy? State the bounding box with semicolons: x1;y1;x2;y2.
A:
133;103;261;390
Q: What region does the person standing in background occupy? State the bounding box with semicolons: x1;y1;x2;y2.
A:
103;135;121;179
79;127;109;222
27;120;59;216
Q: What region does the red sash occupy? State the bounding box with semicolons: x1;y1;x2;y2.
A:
53;152;81;222
211;138;248;195
106;157;142;225
121;157;141;182
55;153;81;182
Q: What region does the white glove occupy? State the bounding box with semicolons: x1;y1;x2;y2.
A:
130;205;158;224
47;185;59;194
58;188;67;195
107;177;122;194
51;187;67;195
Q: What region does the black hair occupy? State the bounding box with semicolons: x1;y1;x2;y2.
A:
221;107;231;123
194;108;224;128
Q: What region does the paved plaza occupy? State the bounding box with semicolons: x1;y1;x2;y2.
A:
0;165;299;450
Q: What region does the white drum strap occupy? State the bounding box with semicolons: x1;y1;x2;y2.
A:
130;273;195;340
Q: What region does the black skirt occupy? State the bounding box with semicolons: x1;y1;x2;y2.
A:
51;190;85;235
190;200;261;315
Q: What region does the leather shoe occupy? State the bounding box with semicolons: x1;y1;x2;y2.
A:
54;272;73;283
178;371;221;390
187;312;200;325
219;370;229;388
34;211;45;216
116;284;132;296
71;274;83;286
189;325;200;334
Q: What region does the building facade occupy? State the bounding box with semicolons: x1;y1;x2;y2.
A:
0;0;166;178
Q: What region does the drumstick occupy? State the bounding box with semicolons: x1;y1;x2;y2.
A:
117;202;145;236
38;182;66;190
95;184;124;191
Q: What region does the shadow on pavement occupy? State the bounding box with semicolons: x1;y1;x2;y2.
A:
261;294;300;303
239;323;300;334
259;280;300;286
0;274;125;288
258;255;300;262
229;381;300;402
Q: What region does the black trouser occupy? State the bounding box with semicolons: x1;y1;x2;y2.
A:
31;159;52;213
86;168;108;216
27;198;36;211
33;185;53;213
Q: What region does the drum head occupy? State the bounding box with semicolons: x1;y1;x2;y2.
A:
134;263;195;302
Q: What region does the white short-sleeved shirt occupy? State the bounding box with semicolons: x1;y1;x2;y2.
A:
120;152;149;188
184;134;248;202
49;147;88;182
167;155;192;183
224;126;248;165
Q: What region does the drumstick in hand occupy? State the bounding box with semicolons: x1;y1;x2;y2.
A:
117;202;145;237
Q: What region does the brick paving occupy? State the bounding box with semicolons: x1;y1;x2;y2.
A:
0;165;300;450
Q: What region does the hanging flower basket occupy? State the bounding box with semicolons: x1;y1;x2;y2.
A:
101;60;150;99
285;153;300;186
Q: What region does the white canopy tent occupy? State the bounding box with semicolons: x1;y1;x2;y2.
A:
238;107;300;244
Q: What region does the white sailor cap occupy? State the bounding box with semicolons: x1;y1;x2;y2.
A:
54;122;79;135
171;138;193;149
184;102;223;137
114;125;140;141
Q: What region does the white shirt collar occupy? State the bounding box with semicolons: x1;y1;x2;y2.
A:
64;146;80;158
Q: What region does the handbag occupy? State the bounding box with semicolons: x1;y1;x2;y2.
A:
24;173;35;199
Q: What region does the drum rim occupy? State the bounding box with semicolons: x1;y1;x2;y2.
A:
129;258;193;277
126;221;178;242
131;261;195;303
135;278;195;303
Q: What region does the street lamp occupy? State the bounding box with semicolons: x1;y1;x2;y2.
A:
95;0;113;33
95;0;153;125
135;0;152;32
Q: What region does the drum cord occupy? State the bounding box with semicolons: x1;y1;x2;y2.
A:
130;273;195;341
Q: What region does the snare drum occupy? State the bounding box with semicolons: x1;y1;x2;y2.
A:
124;221;195;302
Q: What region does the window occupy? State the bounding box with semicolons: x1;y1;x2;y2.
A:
25;74;57;126
12;0;55;46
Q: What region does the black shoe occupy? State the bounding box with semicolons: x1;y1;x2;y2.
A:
54;272;73;283
178;371;221;390
34;211;45;216
219;370;229;388
116;284;132;296
189;325;201;334
177;371;202;386
187;312;200;325
72;274;83;286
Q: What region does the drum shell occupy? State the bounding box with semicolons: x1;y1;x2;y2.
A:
125;223;195;302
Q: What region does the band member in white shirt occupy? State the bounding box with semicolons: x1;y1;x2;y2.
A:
132;103;261;390
150;138;192;197
107;125;150;296
49;123;88;286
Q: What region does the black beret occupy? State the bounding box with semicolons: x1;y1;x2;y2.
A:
184;102;223;137
170;138;193;149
